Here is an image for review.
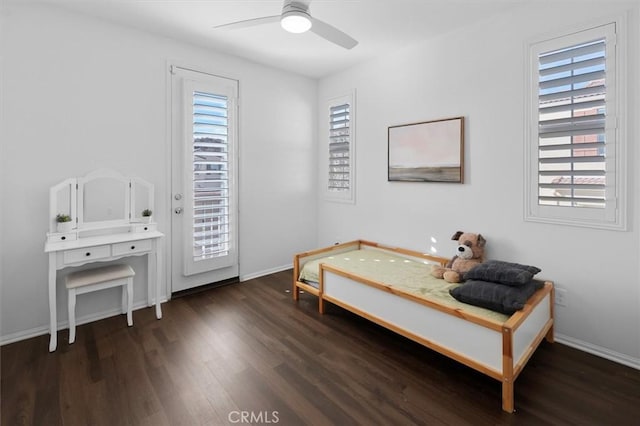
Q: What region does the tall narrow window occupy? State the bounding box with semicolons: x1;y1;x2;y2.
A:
192;91;230;261
326;92;355;203
525;21;626;229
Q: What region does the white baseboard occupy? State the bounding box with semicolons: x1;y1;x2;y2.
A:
0;298;167;347
240;264;291;282
555;333;640;370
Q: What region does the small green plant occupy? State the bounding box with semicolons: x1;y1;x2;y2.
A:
142;209;152;217
56;213;72;223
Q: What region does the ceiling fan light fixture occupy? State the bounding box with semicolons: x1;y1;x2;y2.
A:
281;10;312;33
215;0;357;49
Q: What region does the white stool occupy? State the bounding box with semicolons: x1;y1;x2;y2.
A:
65;264;135;344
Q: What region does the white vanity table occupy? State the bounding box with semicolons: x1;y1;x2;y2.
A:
44;169;164;352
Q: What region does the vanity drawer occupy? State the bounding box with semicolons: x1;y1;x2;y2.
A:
63;245;111;264
112;239;152;256
48;232;78;243
131;223;157;233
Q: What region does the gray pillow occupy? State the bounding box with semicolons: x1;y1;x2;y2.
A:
463;260;541;286
449;279;543;315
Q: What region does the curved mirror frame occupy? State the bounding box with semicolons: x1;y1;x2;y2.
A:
79;171;129;227
49;169;154;233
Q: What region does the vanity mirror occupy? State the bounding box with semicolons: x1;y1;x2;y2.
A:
48;169;155;238
49;178;77;232
131;177;154;222
78;170;130;228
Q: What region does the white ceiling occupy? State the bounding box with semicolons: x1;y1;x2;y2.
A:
30;0;526;78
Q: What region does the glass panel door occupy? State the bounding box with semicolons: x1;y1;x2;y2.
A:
171;67;238;292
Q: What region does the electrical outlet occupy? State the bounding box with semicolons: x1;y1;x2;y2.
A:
555;288;568;307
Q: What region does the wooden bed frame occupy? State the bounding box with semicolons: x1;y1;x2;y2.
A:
292;240;554;413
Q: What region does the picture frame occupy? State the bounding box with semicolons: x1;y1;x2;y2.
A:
388;116;464;183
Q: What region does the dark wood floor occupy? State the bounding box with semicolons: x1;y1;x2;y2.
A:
2;270;639;425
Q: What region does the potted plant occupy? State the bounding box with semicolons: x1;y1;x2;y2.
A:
141;209;153;223
56;213;73;233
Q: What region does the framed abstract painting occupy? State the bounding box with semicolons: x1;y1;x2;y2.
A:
388;116;464;183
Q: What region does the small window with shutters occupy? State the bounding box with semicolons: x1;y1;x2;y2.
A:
326;92;355;203
525;21;627;230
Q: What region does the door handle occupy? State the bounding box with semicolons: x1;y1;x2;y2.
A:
175;207;183;214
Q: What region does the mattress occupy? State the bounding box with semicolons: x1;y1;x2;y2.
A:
299;248;509;323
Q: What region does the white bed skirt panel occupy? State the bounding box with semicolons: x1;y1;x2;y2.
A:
323;270;504;374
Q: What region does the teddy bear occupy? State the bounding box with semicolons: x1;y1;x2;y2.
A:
431;231;486;283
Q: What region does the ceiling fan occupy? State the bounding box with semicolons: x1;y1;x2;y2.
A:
214;0;358;50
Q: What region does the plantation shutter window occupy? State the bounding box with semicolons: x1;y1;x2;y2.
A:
329;103;350;191
191;90;230;261
525;22;626;230
537;38;607;208
326;92;356;203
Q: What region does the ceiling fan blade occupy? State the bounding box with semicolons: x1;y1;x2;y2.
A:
310;17;358;49
214;15;280;30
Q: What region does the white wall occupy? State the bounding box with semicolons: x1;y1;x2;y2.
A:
317;3;640;367
0;4;317;342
